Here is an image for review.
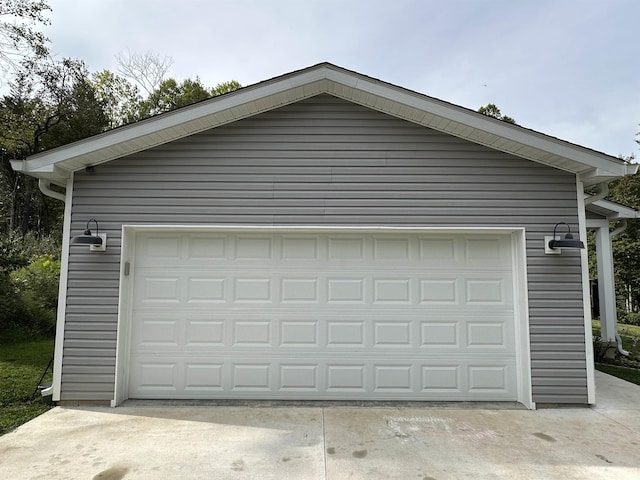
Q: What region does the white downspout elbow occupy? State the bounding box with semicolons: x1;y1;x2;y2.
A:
610;219;628;238
38;179;66;203
584;182;609;206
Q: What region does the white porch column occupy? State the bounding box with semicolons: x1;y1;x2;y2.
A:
592;222;617;342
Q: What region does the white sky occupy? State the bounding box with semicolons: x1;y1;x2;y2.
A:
42;0;639;158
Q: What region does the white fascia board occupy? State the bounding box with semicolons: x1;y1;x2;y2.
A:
20;64;631;181
590;199;640;219
323;67;630;177
9;158;25;172
23;73;331;174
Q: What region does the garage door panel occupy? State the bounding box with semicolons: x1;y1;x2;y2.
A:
184;363;224;392
128;355;517;400
232;363;271;390
422;365;461;392
467;321;509;348
420;279;457;303
135;276;181;305
373;322;412;346
281;236;319;259
187;235;226;260
137;318;179;346
140;236;181;262
185;320;224;346
132;362;178;392
232;320;272;346
374;279;411;303
186;277;225;303
373;237;410;259
421;321;459;347
468;365;513;393
235;236;272;259
131;313;515;353
281;278;319;303
129;231;519;401
133;272;513;308
135;233;513;267
280;320;319;345
280;364;320;391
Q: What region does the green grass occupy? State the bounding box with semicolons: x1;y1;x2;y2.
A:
595;363;640;386
592;320;640;360
0;338;54;436
591;319;640;337
592;320;640;386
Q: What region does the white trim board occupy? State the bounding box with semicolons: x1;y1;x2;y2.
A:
112;225;534;409
577;179;596;404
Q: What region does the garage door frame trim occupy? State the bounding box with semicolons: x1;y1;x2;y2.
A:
112;225;534;409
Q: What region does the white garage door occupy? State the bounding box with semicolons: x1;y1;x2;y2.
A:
127;229;518;400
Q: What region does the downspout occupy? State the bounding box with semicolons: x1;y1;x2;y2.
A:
609;218;630;356
610;219;628;238
584;182;609;206
38;179;66;203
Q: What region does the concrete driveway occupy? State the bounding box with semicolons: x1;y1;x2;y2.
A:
1;371;639;480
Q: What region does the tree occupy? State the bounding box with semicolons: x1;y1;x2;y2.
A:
0;57;109;236
116;49;173;96
112;50;241;123
91;69;141;129
607;154;640;322
0;0;50;81
211;80;241;97
477;103;517;124
134;77;241;120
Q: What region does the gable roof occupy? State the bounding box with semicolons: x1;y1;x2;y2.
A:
11;63;637;186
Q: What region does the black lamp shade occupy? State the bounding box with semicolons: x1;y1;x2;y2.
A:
71;219;103;246
548;236;585;250
548;223;585;250
71;233;103;245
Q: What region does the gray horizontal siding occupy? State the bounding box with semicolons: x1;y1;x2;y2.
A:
63;94;586;403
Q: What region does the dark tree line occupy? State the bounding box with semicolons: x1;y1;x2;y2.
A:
0;0;240;338
0;2;240;239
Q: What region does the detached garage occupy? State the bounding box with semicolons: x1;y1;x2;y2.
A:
12;63;637;409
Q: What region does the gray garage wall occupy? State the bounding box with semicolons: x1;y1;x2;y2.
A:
64;94;586;403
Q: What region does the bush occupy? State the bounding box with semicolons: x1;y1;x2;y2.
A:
0;273;25;333
0;232;60;271
618;311;640;326
8;255;61;337
0;233;61;340
593;335;614;362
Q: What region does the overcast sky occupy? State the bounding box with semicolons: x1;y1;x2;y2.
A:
42;0;639;158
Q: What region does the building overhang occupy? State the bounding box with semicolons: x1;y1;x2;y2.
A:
11;63;637;186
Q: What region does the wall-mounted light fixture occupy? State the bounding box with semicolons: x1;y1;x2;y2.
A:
70;218;106;252
545;222;584;255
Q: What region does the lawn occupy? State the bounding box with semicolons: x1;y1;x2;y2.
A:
595;363;640;385
592;320;640;360
592;320;640;386
0;338;54;436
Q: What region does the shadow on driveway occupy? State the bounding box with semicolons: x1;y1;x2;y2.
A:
0;371;638;479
